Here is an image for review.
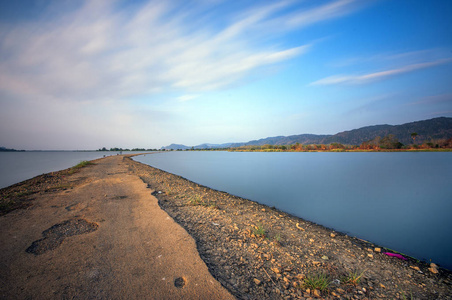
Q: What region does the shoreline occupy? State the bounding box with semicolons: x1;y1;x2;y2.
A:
1;155;451;299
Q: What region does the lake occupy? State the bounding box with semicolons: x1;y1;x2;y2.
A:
0;151;149;189
134;151;452;270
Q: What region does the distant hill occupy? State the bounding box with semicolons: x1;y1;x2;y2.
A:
162;117;452;149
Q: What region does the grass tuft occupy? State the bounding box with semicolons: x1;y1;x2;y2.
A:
303;272;331;292
68;160;95;174
343;269;365;286
251;223;266;238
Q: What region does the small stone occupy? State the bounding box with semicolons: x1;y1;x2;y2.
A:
271;267;281;274
322;255;329;260
296;274;305;280
309;238;314;243
368;254;373;258
430;263;438;268
410;266;421;271
253;278;261;285
274;288;281;294
313;289;321;298
379;283;385;289
374;247;381;253
330;233;336;238
336;288;345;294
428;267;439;274
261;208;266;212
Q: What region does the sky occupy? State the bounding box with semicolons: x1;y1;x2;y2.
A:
0;0;451;150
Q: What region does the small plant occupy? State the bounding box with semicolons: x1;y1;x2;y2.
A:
400;289;414;300
187;195;204;206
252;223;266;238
69;160;95;174
343;269;365;286
303;272;330;292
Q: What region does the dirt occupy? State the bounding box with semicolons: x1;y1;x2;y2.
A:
1;154;451;299
0;155;234;300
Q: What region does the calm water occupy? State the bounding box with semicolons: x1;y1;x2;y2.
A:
134;151;452;270
0;151;146;189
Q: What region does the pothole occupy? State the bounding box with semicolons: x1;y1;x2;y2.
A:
26;218;98;255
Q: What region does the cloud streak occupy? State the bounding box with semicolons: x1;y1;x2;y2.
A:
0;0;362;103
310;58;452;86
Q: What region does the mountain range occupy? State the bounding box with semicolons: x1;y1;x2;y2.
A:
162;117;452;150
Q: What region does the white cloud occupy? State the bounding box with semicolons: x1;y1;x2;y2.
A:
0;0;362;103
177;94;199;102
311;58;452;86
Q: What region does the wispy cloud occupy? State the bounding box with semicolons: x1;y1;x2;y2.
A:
408;93;452;106
0;0;364;103
310;58;452;86
177;94;199;102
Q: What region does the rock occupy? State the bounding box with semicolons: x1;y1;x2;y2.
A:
313;289;321;298
253;278;261;285
271;267;281;274
429;267;439;274
430;263;438;268
321;255;329;260
330;233;336;238
368;254;373;258
374;247;381;253
410;266;421;272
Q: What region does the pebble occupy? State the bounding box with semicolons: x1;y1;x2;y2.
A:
313;289;321;297
253;278;261;285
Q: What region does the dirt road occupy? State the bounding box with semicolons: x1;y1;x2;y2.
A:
0;155;234;299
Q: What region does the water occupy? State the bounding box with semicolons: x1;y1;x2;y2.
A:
134;151;452;270
0;151;149;189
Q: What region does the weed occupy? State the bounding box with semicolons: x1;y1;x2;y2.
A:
69;161;95;174
303;272;331;292
400;290;414;300
343;269;365;286
252;223;266;238
187;195;204;206
15;190;35;197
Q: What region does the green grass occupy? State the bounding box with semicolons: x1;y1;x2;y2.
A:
343;269;365;286
303;272;331;292
68;160;95;174
187;195;204;206
252;223;266;238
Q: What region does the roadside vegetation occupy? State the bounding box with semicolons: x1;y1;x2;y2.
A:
68;160;95;174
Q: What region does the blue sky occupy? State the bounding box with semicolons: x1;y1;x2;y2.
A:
0;0;451;150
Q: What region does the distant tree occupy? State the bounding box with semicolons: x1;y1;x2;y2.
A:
379;134;403;149
411;132;418;143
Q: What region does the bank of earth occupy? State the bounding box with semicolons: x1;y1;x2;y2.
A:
1;155;451;299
